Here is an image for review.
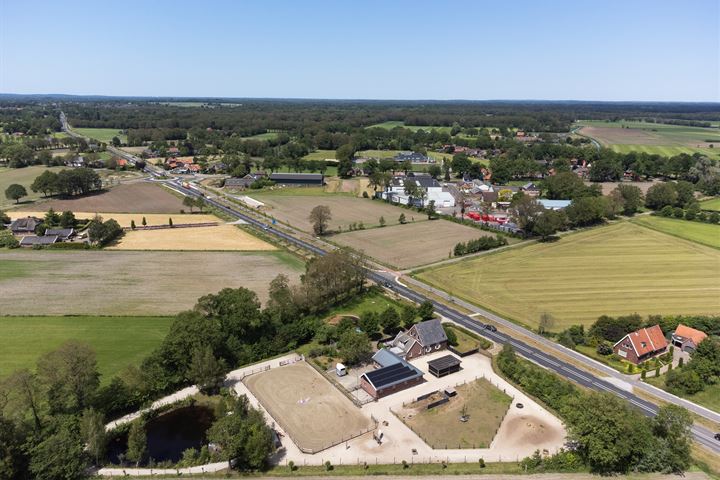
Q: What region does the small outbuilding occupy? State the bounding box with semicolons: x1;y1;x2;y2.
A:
671;324;707;353
428;355;461;378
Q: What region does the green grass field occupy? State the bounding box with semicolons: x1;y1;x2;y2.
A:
366;121;453;134
0;316;174;382
398;378;511;449
0;165;67;210
72;127;127;144
416;222;720;331
302;149;337;161
241;131;280;141
699;197;720;211
632;216;720;249
610;144;718;158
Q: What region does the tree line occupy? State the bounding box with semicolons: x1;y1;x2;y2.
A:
497;345;694;474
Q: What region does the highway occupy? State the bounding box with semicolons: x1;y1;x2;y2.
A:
60;114;720;454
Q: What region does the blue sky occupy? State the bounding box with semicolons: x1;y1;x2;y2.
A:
1;0;718;101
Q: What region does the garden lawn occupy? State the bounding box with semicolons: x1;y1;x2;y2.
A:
632;216;720;249
72;127;127;144
416;222;720;332
0;316;174;382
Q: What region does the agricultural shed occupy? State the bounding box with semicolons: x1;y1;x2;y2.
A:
428;354;461;378
269;172;324;185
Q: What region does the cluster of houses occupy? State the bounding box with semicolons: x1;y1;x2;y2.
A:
612;323;708;365
6;216;77;247
165;156;201;174
358;319;461;399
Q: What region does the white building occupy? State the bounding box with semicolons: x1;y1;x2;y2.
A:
380;174;456;207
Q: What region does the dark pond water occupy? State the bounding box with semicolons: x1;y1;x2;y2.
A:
107;405;215;465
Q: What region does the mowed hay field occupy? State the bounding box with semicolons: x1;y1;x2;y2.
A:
251;193;424;232
334;220;504;269
632;216;720;249
0;316;173;381
0;250;303;316
244;362;374;452
13;182;184;213
397;378;511;449
416;222;720;331
576;120;720;159
110;225;276;251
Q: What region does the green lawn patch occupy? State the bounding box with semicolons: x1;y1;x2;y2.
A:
302;149;337;161
326;289;407;318
240;131;280;141
396;378;511;449
444;323;491;353
633;215;720;249
699;197;720;212
0;316;174;382
416;222;720;331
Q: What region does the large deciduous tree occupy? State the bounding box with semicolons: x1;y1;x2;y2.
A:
309;205;332;236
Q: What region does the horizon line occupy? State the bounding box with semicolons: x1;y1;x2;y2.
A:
1;92;719;105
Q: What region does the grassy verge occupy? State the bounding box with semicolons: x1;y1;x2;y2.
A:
644;375;720;413
445;323;492;352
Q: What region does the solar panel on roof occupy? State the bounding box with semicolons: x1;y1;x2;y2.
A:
365;363;420;389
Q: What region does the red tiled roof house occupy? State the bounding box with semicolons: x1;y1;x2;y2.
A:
671;324;708;353
613;325;668;365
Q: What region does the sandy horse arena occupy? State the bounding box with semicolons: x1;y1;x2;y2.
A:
244;362;375;453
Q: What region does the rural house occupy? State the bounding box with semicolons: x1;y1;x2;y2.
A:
45;228;75;240
613;325;668;364
360;349;424;399
671;324;707;353
389;319;448;360
10;217;41;234
394;151;432;163
224;173;264;189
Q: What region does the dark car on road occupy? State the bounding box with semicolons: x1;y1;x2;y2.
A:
715;433;720;441
484;324;497;332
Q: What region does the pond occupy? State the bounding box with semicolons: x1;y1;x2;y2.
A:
107;405;215;465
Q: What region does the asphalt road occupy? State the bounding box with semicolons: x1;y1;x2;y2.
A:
60;114;720;454
168;179;720;454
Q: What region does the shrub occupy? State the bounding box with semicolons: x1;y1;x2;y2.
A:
596;343;613;356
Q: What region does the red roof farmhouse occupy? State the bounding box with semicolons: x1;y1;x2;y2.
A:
613;325;668;365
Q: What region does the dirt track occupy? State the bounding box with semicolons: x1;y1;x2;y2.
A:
244;362;374;452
